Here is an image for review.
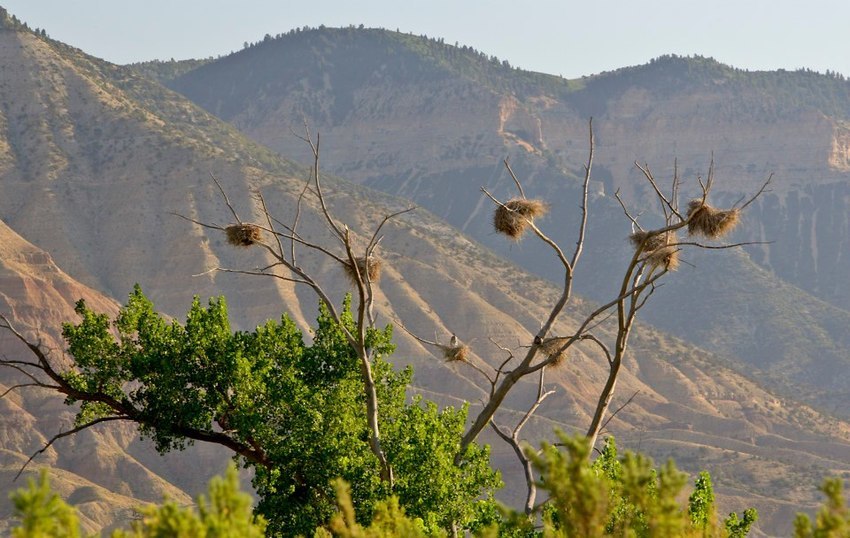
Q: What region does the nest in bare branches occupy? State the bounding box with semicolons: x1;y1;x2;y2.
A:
629;230;667;252
442;344;470;362
540;337;570;366
646;245;680;271
493;198;548;240
630;230;679;271
225;223;262;247
686;200;740;239
344;256;383;285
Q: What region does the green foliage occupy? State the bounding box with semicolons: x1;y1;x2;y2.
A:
60;288;499;536
513;433;756;538
10;464;265;538
689;472;716;534
10;435;762;538
723;509;758;538
113;464;266;538
314;480;433;538
9;471;82;538
793;478;850;538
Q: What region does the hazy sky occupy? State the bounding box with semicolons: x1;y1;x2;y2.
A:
3;1;848;78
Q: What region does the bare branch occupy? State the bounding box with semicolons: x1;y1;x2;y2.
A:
290;176;313;264
209;172;242;223
205;267;311;285
579;334;613;366
737;173;773;211
570;118;594;268
262;230;348;265
503;158;526;199
672;240;773;250
671;159;680;213
169;212;225;232
15;416;130;481
255;190;287;263
635;161;683;221
490;368;555;514
1;382;60;399
614;189;643;231
304;129;346;243
599;390;640;433
366;207;417;254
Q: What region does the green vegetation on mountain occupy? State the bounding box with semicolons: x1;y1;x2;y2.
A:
127;58;214;85
570;54;850;119
168;25;576;124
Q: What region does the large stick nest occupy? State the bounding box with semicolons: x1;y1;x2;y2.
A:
344;256;383;284
225;223;262;247
686;200;740;239
646;245;680;271
629;230;667;252
540;337;570;366
441;344;470;362
493;198;548;240
630;230;679;271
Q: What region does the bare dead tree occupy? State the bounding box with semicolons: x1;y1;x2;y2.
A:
489;365;555;514
173;125;415;486
460;127;771;470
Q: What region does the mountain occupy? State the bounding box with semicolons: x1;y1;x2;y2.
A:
0;16;848;535
0;217;236;535
163;27;850;415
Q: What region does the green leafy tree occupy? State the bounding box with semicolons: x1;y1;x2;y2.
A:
689;472;717;535
314;480;433;538
505;432;757;538
10;464;265;538
724;509;758;538
10;471;82;538
43;288;500;536
793;478;850;538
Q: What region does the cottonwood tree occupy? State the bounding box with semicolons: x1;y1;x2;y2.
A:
0;121;770;533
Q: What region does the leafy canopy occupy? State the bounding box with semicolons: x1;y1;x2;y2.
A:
59;286;500;536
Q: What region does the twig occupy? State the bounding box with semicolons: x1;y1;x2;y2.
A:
503;158;526;199
599;390;640;433
15;416;130;481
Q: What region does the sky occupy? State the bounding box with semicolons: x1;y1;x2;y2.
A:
2;0;849;79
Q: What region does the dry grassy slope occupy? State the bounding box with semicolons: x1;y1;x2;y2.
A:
0;24;846;537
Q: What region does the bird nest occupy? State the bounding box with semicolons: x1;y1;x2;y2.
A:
493;198;548;240
344;256;383;284
630;230;679;271
686;200;740;239
225;223;262;247
629;230;667;252
646;245;680;271
442;344;470;362
540;337;570;366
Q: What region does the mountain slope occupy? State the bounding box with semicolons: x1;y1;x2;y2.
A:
0;218;236;535
0;18;848;536
164;27;850;415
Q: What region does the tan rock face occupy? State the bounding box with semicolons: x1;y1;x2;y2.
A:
829;120;850;171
